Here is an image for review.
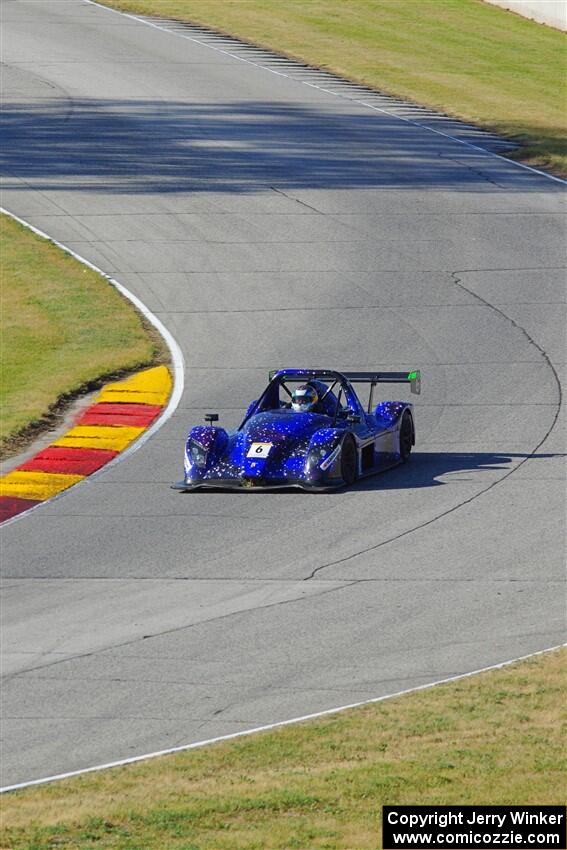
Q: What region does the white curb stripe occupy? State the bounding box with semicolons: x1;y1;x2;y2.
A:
0;206;185;525
84;0;567;186
1;643;564;793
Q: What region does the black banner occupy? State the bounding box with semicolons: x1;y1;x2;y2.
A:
383;806;566;849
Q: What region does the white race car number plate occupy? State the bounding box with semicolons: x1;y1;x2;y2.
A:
247;442;273;459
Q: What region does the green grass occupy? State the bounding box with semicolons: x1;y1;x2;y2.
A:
0;214;167;457
99;0;567;176
2;649;565;849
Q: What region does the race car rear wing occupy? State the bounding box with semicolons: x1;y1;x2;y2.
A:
342;370;421;395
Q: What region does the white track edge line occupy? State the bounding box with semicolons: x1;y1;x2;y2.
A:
0;206;185;526
84;0;567;187
2;643;564;793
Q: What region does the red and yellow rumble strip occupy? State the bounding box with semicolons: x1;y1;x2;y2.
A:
0;366;171;523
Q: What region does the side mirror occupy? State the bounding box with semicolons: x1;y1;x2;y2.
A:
346;413;362;424
205;413;219;424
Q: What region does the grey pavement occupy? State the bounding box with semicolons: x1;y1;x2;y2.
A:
0;0;565;786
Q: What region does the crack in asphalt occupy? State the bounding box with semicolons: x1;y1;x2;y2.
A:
5;675;458;691
106;266;567;274
21;211;566;217
4;576;562;582
269;186;324;214
71;238;435;244
5;571;563;682
153;304;480;314
438;153;505;188
2;580;359;681
303;270;563;581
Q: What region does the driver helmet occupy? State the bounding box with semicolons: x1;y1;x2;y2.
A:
291;384;318;413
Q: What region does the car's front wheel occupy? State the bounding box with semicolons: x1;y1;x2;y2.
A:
340;436;358;486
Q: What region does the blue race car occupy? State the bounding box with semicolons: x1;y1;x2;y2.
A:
173;368;421;492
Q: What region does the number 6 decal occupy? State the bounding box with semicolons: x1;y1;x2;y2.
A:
247;442;273;458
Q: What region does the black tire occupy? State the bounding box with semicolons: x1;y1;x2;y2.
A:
340;436;357;486
399;410;413;463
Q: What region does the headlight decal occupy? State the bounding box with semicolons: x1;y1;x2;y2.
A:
189;439;208;468
320;443;341;471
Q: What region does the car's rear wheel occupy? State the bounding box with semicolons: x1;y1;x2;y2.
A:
341;436;357;486
399;410;413;463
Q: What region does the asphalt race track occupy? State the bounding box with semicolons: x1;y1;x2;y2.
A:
1;0;565;787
